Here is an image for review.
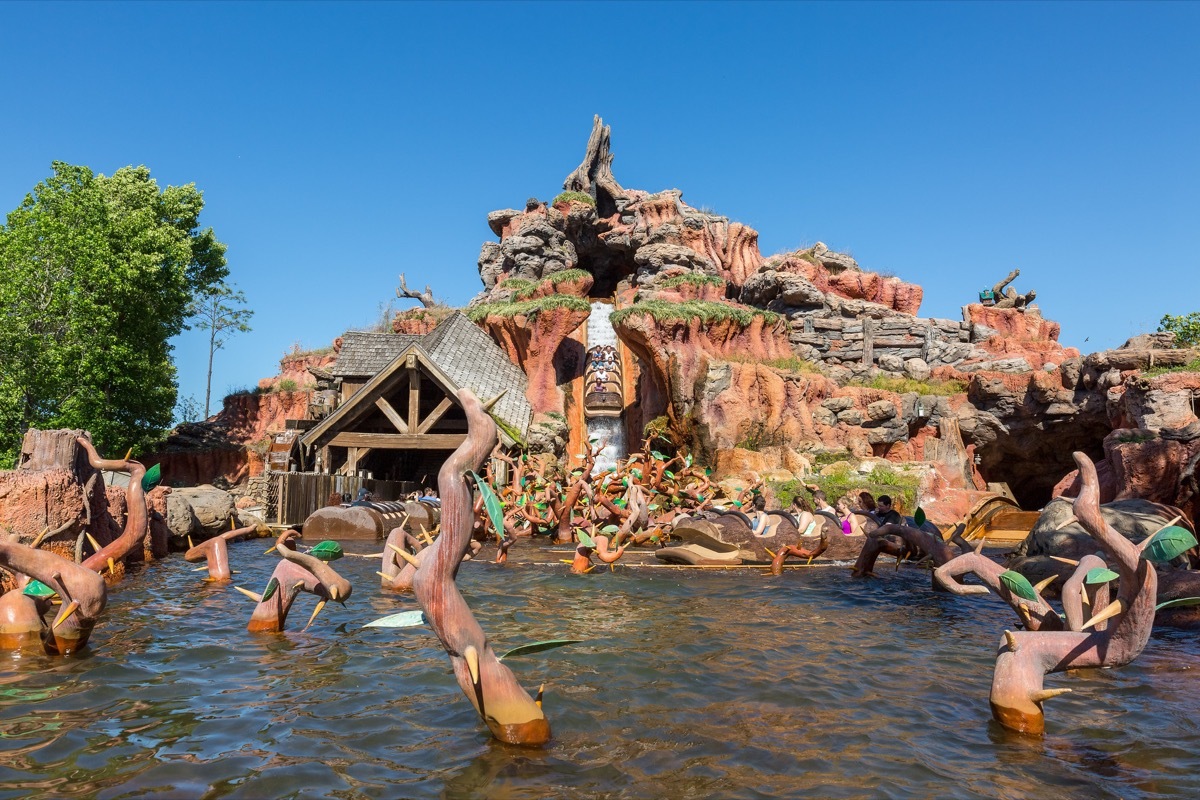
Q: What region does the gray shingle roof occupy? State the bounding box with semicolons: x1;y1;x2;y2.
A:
331;332;422;378
422;313;533;441
329;314;532;440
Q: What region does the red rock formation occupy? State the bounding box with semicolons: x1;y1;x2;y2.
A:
392;307;449;335
614;306;791;431
757;251;924;315
478;304;591;417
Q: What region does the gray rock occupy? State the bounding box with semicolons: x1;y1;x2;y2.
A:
837;409;865;425
866;400;898;422
904;358;932;381
877;354;905;373
166;485;235;539
811;406;836;426
822;397;855;412
812;241;860;273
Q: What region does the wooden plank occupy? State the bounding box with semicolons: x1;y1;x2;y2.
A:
408;368;421;431
417;397;455;434
329;432;466;449
862;319;874;366
375;397;409;433
347;447;359;474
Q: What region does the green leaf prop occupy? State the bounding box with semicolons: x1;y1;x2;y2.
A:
363;610;428;628
141;463;162;492
22;579;56;598
1155;597;1200;611
470;471;506;539
600;524;619;534
651;450;665;461
309;541;344;562
999;570;1038;601
261;576;280;602
685;454;693;467
576;529;596;548
913;507;926;528
499;639;583;660
1144;526;1198;564
1085;567;1119;585
664;470;674;480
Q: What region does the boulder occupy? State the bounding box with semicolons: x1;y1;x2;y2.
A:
165;485;236;540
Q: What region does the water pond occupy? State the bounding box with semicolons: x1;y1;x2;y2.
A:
2;541;1200;799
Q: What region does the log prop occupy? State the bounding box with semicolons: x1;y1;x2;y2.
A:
76;437;148;581
988;452;1157;735
412;389;550;746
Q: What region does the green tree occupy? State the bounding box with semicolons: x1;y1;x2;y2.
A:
187;283;254;417
1159;312;1200;348
0;162;227;463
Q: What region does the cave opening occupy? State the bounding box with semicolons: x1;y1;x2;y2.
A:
973;418;1111;509
578;247;637;299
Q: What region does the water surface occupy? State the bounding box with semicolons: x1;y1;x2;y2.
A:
2;542;1199;799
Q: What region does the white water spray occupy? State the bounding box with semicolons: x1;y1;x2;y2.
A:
586;300;628;474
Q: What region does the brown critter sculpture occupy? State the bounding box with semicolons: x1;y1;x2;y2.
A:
242;530;352;633
185;524;264;582
76;437;149;581
0;536;107;655
412;389;550;746
851;523;967;579
988;452;1157;735
934;543;1066;632
569;533;626;574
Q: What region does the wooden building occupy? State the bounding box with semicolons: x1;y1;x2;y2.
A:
298;312;532;485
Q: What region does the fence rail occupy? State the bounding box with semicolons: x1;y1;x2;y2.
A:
275;472;419;526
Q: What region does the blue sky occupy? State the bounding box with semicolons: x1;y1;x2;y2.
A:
2;1;1196;417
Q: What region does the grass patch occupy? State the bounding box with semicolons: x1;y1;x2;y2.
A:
490;413;525;447
847;375;966;396
770;462;921;515
552;191;595;207
657;273;725;289
611;300;780;328
1142;357;1200;378
1114;430;1158;444
467;295;591;322
722;354;822;374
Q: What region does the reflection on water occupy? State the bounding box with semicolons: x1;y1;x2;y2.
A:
2;541;1200;798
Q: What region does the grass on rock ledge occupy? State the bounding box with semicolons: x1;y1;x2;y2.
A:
611;300;780;327
467;295;591;322
656;273;725;290
1142;357;1200;378
847;375;966;396
722;354;822;374
552;191;595;207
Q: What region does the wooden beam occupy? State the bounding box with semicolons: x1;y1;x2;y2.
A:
408;367;421;431
416;397;455;434
329;432;466;450
375;397;409;433
347;447;359;474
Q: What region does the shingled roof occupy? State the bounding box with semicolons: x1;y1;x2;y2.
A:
328;313;532;441
331;332;421;378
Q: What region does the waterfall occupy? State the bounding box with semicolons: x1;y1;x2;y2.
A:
586;301;628;474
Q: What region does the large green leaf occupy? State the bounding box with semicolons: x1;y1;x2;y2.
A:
913;507;926;528
22;579;56;598
309;541;344;562
141;463;161;492
1155;597;1200;611
999;570;1038;601
499;639;583;660
1085;567;1119;585
1144;526;1198;564
470;471;506;539
261;576;280;602
576;529;595;548
363;610;428;628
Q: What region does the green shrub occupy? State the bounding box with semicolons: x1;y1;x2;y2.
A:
467;295;591;322
552;191;595;207
1142;357;1200;378
769;462;921;514
1114;430;1158;444
277;378;298;392
722;354;822;374
1159;312;1200;347
847;375;966;396
610;300;780;328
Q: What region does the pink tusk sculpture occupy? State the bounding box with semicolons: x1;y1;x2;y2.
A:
76;437;148;581
988;452;1157;735
184;524;264;582
244;530;353;633
412;389;550;746
0;537;107;655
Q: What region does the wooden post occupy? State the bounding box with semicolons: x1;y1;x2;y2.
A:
408;367;421;431
862;320;875;367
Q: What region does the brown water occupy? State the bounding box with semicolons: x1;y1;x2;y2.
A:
2;540;1200;799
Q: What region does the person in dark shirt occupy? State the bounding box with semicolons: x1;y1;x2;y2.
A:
875;494;903;526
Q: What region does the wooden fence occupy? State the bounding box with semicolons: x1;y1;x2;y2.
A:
275;472;418;526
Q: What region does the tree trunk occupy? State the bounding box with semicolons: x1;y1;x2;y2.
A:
563;115;628;217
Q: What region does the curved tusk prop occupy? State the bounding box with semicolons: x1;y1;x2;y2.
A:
187;535;195;550
763;547;777;560
974;537;986;555
463;645;480;687
264;546;276;555
482;389;507;412
329;585;340;602
30;526;51;549
1033;574;1058;594
234;586;263;603
52;600;80;629
1031;687;1072;703
1050;555;1080;566
107;557;117;575
193;566;210;571
85;532;102;552
1081;584;1090;608
535;683;545;708
1054;515;1078;531
1003;630;1019;652
304;599;327;631
1016;603;1031;624
1081;599;1126;631
388;543;420;568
